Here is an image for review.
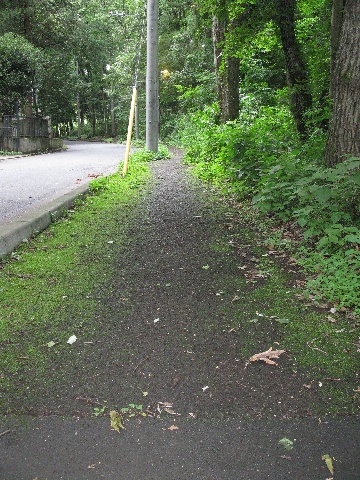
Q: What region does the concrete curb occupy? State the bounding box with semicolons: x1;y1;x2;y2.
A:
0;184;90;258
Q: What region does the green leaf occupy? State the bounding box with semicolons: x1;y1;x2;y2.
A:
321;454;334;475
279;438;294;450
275;318;291;324
344;234;360;244
351;172;360;185
313;187;333;204
297;217;307;227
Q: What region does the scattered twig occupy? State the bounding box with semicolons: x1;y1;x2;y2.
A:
0;430;11;438
144;409;156;417
307;338;327;355
133;356;149;373
75;396;105;407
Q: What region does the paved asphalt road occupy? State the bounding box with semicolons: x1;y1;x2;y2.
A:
1;415;359;479
0;141;125;224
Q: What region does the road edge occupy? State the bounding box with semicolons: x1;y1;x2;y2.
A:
0;184;89;258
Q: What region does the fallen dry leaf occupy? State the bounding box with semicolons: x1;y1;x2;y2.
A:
110;410;124;432
168;425;179;431
249;347;286;366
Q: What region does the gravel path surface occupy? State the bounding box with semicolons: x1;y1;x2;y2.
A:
1;154;359;479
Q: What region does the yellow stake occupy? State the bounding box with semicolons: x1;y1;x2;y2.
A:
123;85;137;175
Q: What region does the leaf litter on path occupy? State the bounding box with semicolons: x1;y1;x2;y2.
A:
110;410;125;432
278;438;294;450
249;347;286;366
322;454;334;475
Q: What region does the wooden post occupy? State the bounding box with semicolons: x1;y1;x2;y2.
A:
123;86;137;175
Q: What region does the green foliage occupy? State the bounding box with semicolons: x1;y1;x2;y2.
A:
182;97;360;314
158;12;216;139
252;151;360;313
129;145;171;163
93;406;106;416
299;248;360;313
296;0;331;103
0;33;40;114
181;99;297;195
254;154;360;241
120;403;146;418
89;176;111;193
36;50;76;126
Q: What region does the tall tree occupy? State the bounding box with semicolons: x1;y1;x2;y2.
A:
273;0;312;138
330;0;345;97
325;0;360;166
212;15;240;123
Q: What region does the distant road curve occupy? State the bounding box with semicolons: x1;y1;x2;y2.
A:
0;140;125;224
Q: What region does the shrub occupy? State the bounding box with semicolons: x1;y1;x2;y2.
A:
181;99;297;196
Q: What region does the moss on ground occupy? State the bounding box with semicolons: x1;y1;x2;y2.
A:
0;160;151;412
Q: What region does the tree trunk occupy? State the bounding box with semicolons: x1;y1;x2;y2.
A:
23;0;31;38
212;16;240;123
110;96;116;137
330;0;345;97
325;0;360;166
91;105;96;137
274;0;312;138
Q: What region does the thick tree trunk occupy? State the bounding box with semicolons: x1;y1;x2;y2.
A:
330;0;345;97
212;17;240;123
325;0;360;166
274;0;312;138
223;56;240;122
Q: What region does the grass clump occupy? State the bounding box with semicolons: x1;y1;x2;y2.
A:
130;144;171;163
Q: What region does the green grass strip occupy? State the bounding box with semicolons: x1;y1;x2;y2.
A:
0;159;151;410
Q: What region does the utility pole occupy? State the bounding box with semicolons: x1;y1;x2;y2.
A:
146;0;159;152
76;61;81;138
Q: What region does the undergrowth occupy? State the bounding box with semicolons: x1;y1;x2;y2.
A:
179;99;360;316
129;144;171;163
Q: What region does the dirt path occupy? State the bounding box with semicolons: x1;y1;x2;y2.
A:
1;155;359;479
7;154;320;418
85;154;318;420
